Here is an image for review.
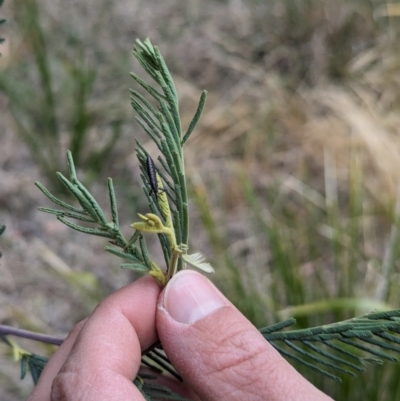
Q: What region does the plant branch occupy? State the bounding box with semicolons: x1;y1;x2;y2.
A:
0;325;64;346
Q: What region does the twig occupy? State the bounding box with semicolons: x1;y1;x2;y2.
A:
0;324;65;346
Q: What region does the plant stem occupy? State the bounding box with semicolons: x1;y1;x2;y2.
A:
166;248;181;281
0;324;64;346
0;324;164;358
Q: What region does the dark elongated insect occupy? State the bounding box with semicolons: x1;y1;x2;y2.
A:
146;155;164;200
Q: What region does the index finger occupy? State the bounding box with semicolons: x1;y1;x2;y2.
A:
30;275;161;401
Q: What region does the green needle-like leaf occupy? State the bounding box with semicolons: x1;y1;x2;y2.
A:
57;217;114;238
107;178;119;228
182;90;207;145
120;263;149;272
104;246;143;263
38;207;97;222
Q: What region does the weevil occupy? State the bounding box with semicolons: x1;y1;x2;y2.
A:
146;155;164;200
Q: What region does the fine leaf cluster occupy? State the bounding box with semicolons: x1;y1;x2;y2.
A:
130;39;206;256
36;38;211;286
35;151;155;276
130;39;207;275
20;353;48;385
261;309;400;381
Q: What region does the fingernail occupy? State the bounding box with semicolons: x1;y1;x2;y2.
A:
164;271;225;324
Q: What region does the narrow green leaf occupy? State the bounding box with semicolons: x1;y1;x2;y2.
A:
57;217;114;238
139;236;152;269
172;209;182;246
368;309;400;320
120;263;149;272
107;178;119;228
135;139;149;162
378;331;400;344
124;230;142;249
157;155;172;176
37;207;96;223
20;355;27;380
158;233;171;265
181;201;188;245
361;336;400;353
153;164;175;194
323;341;368;364
320;324;354;335
141;358;163;373
339;338;397;361
271;342;341;381
147;351;182;382
104;246;142;262
66;150;78;181
260;318;296;335
182;90;207;145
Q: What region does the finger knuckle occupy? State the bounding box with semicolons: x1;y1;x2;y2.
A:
51;371;88;401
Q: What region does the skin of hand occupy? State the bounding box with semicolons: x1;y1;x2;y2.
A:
27;271;334;401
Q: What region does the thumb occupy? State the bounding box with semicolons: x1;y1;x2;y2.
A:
157;270;332;401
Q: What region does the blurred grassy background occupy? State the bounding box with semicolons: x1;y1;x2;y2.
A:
2;0;400;399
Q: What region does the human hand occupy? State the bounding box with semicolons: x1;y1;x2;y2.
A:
27;271;333;401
